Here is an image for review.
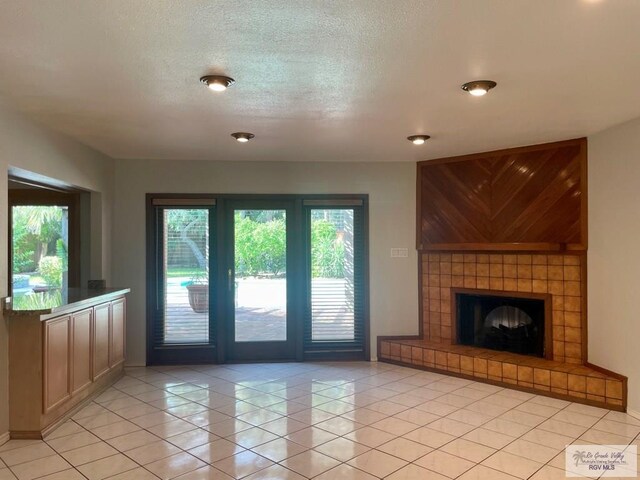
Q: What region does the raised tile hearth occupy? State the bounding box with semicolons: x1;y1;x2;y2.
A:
378;339;626;411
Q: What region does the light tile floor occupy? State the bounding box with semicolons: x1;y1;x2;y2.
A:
0;362;639;479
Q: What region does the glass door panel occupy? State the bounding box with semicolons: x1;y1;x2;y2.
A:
161;208;210;344
310;209;355;341
304;203;366;358
226;201;296;361
234;209;287;342
148;201;217;365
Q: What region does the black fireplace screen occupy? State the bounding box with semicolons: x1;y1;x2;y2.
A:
456;293;545;357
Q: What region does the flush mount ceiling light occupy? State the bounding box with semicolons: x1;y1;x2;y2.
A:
461;80;497;97
200;75;235;92
231;132;255;143
407;135;430;145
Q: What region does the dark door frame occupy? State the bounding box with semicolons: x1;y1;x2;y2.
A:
146;193;370;365
301;201;370;361
146;200;217;365
223;198;300;362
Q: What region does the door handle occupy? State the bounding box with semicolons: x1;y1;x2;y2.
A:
228;268;233;292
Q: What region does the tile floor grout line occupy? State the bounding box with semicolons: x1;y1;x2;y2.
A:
3;362;637;480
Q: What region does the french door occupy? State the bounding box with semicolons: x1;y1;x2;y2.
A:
147;195;368;364
148;199;217;364
225;200;299;361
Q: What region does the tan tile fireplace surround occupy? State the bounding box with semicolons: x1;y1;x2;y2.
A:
423;252;584;364
379;257;626;411
379;139;627;411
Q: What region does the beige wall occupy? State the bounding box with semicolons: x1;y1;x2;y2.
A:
589;116;640;414
2;100;635;431
112;159;419;366
0;102;114;439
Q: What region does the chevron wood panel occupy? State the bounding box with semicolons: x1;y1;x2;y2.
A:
418;138;587;250
419;158;493;244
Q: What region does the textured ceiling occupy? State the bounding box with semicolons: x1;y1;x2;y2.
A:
0;0;639;162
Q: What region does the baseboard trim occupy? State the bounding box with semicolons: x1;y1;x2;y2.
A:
8;431;42;440
627;408;640;421
0;431;10;446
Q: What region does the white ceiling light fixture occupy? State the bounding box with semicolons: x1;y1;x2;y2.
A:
200;75;235;92
461;80;497;96
231;132;255;143
407;134;430;145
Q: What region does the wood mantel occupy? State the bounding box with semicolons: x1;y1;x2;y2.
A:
416;138;587;252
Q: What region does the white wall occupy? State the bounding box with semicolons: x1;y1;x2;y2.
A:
112;159;419;366
0;102;114;439
589;116;640;413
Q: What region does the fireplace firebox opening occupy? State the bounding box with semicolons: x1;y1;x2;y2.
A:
454;289;550;359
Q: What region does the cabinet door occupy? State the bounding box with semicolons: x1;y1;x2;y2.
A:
110;298;126;367
92;303;110;381
72;308;93;394
44;316;71;413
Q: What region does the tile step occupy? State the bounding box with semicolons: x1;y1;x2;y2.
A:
379;338;626;411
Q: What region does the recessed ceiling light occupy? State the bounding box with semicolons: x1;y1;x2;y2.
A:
200;75;235;92
407;135;430;145
461;80;497;96
231;132;255;143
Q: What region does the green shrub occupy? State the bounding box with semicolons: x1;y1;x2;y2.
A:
235;216;286;276
13;249;35;273
311;220;345;278
11;215;37;273
13;290;63;310
233;216;346;278
56;239;68;269
38;256;63;287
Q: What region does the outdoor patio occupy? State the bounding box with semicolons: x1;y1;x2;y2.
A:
164;278;355;343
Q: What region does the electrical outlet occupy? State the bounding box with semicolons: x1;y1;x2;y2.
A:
390;248;408;258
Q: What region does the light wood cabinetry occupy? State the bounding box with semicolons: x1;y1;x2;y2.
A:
44;316;71;413
110;297;126;368
71;308;93;394
93;303;111;380
5;289;129;439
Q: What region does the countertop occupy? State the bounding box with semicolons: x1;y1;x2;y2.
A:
2;287;130;319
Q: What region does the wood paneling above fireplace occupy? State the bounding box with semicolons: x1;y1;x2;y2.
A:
417;138;587;251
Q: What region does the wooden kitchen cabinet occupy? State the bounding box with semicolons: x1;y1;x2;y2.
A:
43;316;71;413
110;297;126;368
4;288;129;438
92;302;111;381
71;308;93;394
